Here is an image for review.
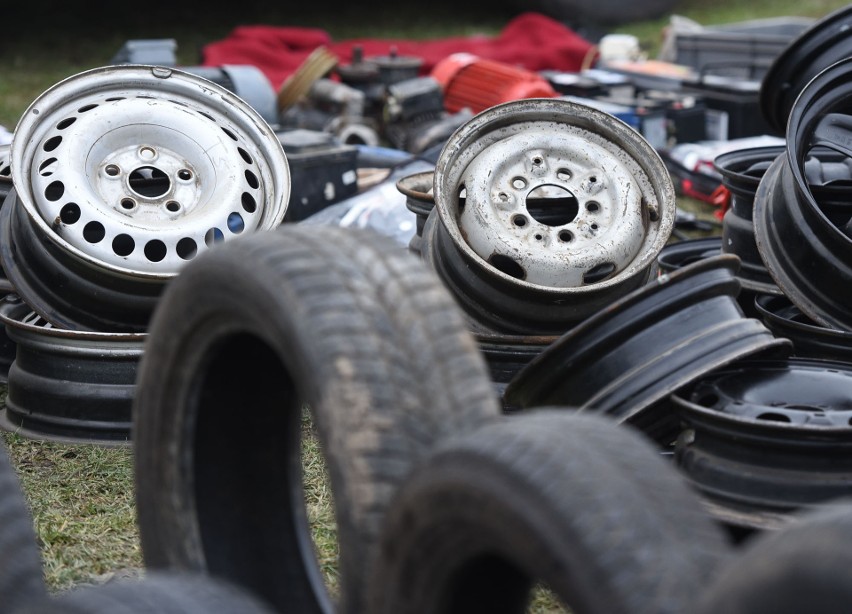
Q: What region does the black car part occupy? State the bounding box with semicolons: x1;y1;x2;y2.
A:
753;58;852;332
0;296;144;445
714;146;784;296
754;293;852;364
367;411;730;614
760;5;852;135
674;358;852;530
133;226;499;614
504;256;790;442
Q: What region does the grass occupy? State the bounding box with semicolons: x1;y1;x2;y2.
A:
0;0;844;609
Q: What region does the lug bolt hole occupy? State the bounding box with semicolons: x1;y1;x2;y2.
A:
591;223;599;230
532;156;543;165
178;169;193;181
120;198;136;210
166;201;181;212
512;178;527;190
559;230;573;242
586;201;600;213
139;147;156;161
512;215;528;227
557;168;572;181
589;176;597;183
105;165;120;177
534;234;543;241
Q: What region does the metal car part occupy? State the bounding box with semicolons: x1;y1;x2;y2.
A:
714;146;784;295
760;5;852;135
674;358;852;529
428;98;676;333
755;293;852;363
0;296;144;445
754;58;852;332
503;255;791;443
4;65;290;331
396;171;435;255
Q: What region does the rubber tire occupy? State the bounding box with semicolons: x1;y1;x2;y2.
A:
695;502;852;614
367;410;731;614
133;226;499;614
0;438;46;613
24;573;276;613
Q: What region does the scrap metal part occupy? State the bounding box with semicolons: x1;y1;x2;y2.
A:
428;98;676;334
503;255;791;443
674;358;852;530
754;57;852;332
3;65;290;331
0;296;144;445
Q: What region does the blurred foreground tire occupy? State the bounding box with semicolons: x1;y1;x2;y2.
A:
695;502;852;614
25;573;275;613
368;411;731;614
0;439;46;613
133;226;499;613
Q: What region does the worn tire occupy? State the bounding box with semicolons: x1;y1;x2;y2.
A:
367;410;731;614
25;573;275;613
695;502;852;614
0;438;46;613
133;226;499;614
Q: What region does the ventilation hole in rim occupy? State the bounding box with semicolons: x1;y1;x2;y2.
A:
166;201;181;213
244;169;259;189
205;227;224;246
128;166;171;198
488;253;526;280
198;111;216;122
144;239;167;262
237;147;253;164
136;95;156;100
60;203;81;224
757;412;792;423
43;136;62;152
83;221;105;243
0;166;9;177
241;192;257;213
56;117;76;130
104;97;125;102
176;237;198;260
39;158;58;177
78;103;98;113
458;184;466;212
222;127;239;141
586;201;600;213
44;180;64;202
227;212;245;234
526;185;578;226
583;262;616;284
112;234;135;257
168;99;187;107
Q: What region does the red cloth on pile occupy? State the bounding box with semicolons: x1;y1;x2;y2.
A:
202;13;594;89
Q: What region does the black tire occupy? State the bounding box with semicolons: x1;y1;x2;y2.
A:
133;226;499;614
0;438;46;613
25;573;276;613
367;410;731;614
695;502;852;614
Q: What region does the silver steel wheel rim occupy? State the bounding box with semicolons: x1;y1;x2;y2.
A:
12;65;290;278
434;98;675;291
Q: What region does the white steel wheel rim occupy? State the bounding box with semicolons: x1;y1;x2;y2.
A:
434;98;675;292
12;65;290;278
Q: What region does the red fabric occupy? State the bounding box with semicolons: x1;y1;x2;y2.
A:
202;13;594;89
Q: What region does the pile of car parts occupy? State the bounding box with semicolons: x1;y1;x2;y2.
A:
0;65;290;444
